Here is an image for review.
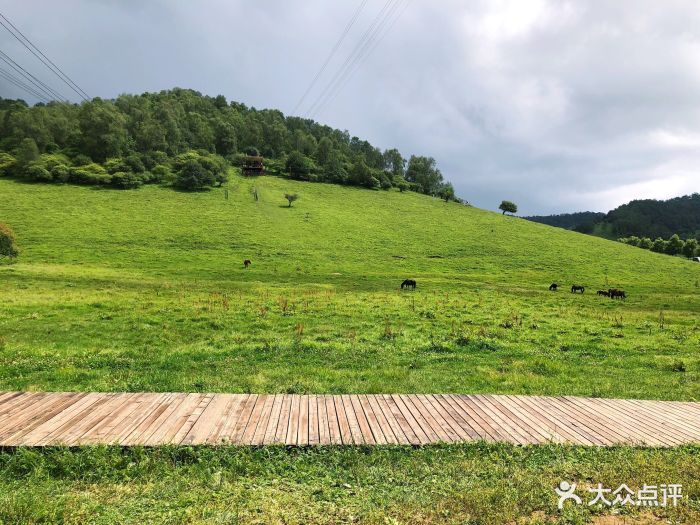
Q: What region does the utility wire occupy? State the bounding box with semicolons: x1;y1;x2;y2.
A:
0;12;89;100
312;0;410;118
290;0;369;116
0;49;66;101
304;0;400;118
0;65;51;102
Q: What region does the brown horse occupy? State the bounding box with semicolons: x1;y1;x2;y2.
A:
571;285;585;293
608;288;626;299
401;279;416;290
243;259;252;268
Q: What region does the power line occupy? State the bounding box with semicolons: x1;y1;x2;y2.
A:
304;0;402;119
0;49;65;101
290;0;369;116
0;65;51;102
0;12;89;100
312;0;410;118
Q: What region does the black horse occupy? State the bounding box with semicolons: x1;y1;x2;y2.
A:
243;259;252;268
597;290;610;297
571;285;585;293
549;283;558;291
401;279;416;290
609;288;626;299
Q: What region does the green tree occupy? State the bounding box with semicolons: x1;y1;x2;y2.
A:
0;152;16;175
286;151;313;180
639;237;653;250
174;159;213;191
499;200;518;215
665;234;684;256
383;148;405;180
78;99;128;162
0;222;19;259
15;137;39;171
284;193;298;207
405;155;443;195
438;183;456;202
348;158;378;188
651;238;668;253
682;238;698;258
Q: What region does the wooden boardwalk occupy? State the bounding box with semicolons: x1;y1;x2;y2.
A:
1;392;699;447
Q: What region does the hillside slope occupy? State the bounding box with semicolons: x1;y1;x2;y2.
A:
1;176;699;399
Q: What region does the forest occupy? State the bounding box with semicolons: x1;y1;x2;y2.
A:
526;194;700;241
0;88;455;197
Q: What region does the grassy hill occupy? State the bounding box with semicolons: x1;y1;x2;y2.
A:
2;175;700;524
1;175;699;399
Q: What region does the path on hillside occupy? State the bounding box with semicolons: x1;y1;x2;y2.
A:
0;392;699;447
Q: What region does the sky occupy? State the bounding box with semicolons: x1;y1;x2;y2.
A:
1;0;700;215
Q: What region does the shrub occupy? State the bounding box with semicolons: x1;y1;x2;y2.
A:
151;164;172;183
24;162;53;182
69;163;111;185
172;151;228;191
110;171;144;189
0;152;16;176
0;223;19;259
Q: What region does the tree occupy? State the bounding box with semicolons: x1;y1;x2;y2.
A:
15;137;39;171
383;148;405;180
651;237;668;253
284;193;298;207
639;237;653;250
286;150;313;180
665;234;684;256
499;200;518;215
405;155;443;195
174;159;214;191
438;183;456;202
682;238;698;258
0;222;19;259
348;158;378;188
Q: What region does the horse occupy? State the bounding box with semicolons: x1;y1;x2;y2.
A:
401;279;416;290
243;259;252;268
571;285;585;293
549;283;558;291
609;288;626;300
597;290;610;297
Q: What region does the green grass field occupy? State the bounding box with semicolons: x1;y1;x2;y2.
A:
1;174;700;524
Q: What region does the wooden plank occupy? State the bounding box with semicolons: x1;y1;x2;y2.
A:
340;394;364;444
333;395;354;444
365;394;399;444
240;395;267;445
285;395;301;445
317;394;331;445
273;394;292;444
297;395;310;446
324;395;344;445
358;395;388;444
207;394;245;445
308;395;320;446
251;395;276;445
181;393;232;445
349;395;376;445
263;394;284;445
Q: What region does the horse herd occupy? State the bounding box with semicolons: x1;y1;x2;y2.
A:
243;259;626;299
549;283;626;299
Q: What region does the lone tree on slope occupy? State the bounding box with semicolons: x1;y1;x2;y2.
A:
499;200;518;215
284;193;299;207
0;223;19;260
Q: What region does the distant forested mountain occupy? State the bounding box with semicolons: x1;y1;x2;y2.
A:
0;89;455;198
524;211;605;233
600;194;700;239
526;194;700;240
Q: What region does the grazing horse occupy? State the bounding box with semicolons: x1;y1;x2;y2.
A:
401;279;417;290
597;290;610;297
571;285;585;293
243;259;252;268
609;288;626;300
549;283;558;291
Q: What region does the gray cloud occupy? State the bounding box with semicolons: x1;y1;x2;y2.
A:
2;0;699;214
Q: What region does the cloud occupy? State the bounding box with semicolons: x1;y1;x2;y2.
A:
2;0;699;214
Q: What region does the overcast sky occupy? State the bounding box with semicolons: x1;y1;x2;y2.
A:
2;0;700;214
